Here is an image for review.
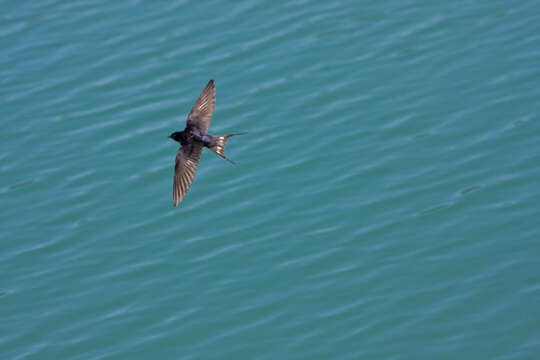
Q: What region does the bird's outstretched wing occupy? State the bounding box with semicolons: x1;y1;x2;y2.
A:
173;142;203;206
186;80;215;135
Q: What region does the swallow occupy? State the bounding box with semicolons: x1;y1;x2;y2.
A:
169;80;245;206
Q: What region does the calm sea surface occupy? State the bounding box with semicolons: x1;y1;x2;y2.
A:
2;1;540;359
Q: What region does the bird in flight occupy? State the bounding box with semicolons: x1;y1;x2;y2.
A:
169;80;245;206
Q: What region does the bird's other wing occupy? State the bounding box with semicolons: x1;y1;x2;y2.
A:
186;80;215;135
173;142;203;206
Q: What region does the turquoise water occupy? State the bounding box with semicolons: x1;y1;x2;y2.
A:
2;1;540;358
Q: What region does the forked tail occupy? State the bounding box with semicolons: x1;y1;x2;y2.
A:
208;133;246;164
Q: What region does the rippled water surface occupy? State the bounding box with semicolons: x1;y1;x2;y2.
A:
2;1;540;359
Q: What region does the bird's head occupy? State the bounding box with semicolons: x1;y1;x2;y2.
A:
169;131;183;143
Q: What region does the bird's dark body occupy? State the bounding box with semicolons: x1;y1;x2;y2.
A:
170;127;215;148
168;80;245;206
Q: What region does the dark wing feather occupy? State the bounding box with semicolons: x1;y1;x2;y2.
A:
173;142;203;206
186;80;215;135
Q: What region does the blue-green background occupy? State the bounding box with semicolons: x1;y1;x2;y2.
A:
2;1;540;359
